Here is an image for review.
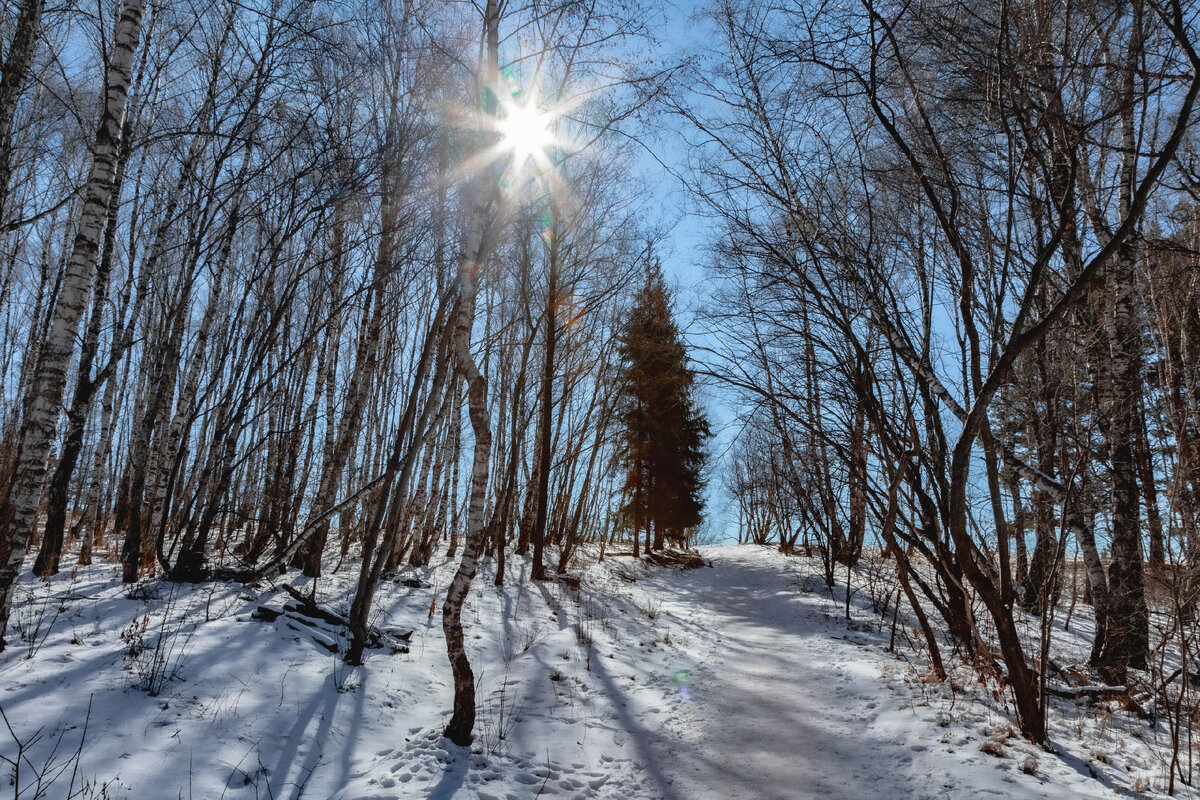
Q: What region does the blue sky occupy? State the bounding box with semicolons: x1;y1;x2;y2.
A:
632;1;743;541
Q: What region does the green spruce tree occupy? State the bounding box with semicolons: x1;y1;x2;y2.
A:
617;260;709;556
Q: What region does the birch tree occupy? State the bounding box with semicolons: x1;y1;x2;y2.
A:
0;0;147;648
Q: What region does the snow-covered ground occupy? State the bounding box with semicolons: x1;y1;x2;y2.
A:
0;544;1186;798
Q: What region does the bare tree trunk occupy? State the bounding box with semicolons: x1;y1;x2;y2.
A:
297;128;395;577
345;299;451;665
160;197;241;578
77;362;118;565
0;0;146;646
530;210;560;581
33;110;133;576
1023;341;1061;613
443;0;500;746
121;283;189;583
0;0;45;225
1094;240;1150;680
846;358;868;566
1007;470;1029;588
1091;2;1150;680
443;387;464;559
1134;392;1165;568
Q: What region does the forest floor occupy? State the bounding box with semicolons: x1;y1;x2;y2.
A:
0;544;1185;799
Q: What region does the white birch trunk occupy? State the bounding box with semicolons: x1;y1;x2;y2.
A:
0;0;45;224
0;0;146;647
442;0;502;745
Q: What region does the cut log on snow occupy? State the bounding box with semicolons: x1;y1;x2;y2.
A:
284;621;338;653
251;606;282;622
1043;681;1149;717
1044;682;1128;700
248;586;412;655
643;549;710;570
281;584;350;628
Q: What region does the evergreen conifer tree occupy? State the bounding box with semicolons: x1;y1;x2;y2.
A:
617;261;709;555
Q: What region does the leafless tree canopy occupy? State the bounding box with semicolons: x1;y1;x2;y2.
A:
1;0;1199;763
686;0;1200;746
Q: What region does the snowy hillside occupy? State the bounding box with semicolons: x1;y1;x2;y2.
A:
0;545;1182;799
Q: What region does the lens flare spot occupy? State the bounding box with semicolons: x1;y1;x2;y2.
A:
671;669;692;702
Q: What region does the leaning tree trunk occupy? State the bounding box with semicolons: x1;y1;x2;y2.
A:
156;204;240;580
296;147;392;578
1022;337;1062;613
76;360;118;565
557;378;613;575
0;0;146;647
344;310;451;665
0;0;45;226
32;116;131;577
442;0;501;747
121;278;191;583
530;210;560;581
407;412;449;567
441;277;495;746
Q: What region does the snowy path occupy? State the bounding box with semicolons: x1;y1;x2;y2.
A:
623;547;1133;800
648;549;908;800
2;544;1154;799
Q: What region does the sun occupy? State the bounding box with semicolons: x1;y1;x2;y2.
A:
496;100;555;168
